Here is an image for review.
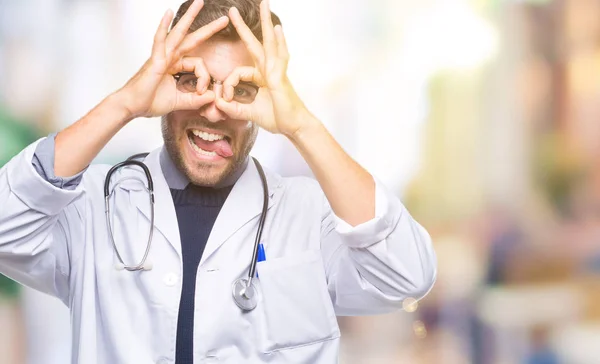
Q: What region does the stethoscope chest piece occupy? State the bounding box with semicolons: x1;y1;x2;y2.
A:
232;278;258;311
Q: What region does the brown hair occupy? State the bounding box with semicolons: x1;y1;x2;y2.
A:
172;0;282;42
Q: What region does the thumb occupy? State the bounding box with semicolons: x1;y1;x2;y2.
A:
174;90;216;111
215;98;255;121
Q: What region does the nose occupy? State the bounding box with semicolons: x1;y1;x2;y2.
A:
198;81;227;122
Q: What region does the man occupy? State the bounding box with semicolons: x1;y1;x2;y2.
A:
0;0;436;362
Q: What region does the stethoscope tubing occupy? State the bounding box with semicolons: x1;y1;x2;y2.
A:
103;155;269;311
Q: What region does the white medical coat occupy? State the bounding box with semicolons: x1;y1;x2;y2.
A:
0;139;436;363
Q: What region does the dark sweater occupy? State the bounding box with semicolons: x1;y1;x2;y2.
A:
171;184;232;364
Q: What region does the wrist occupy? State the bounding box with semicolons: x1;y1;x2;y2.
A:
105;91;137;125
286;112;324;144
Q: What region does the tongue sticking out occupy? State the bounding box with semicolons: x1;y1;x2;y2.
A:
192;134;233;158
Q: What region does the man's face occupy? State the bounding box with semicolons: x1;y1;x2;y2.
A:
162;39;258;187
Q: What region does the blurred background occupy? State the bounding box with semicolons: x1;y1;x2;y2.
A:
1;0;600;363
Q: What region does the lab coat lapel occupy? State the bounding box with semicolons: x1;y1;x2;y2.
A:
129;149;182;259
199;158;277;266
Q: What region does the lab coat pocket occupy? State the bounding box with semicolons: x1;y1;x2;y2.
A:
257;249;340;353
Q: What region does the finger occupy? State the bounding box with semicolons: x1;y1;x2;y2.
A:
229;7;265;65
193;58;210;94
177;16;229;55
260;0;277;58
152;9;174;61
215;98;254;120
183;57;211;93
222;66;264;101
169;56;211;93
166;0;204;52
174;90;216;111
273;25;289;60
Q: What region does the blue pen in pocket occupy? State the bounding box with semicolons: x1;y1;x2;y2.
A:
256;243;266;278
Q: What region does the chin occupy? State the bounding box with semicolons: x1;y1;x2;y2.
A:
185;162;231;187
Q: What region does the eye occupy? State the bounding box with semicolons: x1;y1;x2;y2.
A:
234;87;249;97
182;77;197;89
232;83;259;103
176;74;198;92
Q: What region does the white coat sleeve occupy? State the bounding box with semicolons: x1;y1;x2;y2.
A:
321;176;437;316
0;140;84;304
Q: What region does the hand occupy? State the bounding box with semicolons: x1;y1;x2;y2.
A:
215;0;316;136
116;0;229;118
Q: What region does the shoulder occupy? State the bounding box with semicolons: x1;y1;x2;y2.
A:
281;175;321;194
80;156;146;193
83;150;156;181
262;166;324;203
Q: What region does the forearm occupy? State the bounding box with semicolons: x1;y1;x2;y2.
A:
288;114;375;226
55;92;133;177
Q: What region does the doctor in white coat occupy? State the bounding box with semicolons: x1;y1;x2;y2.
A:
0;0;436;363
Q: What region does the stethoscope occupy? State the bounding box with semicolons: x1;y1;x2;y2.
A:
104;153;269;311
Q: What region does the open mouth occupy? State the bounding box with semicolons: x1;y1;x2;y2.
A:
187;129;233;159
